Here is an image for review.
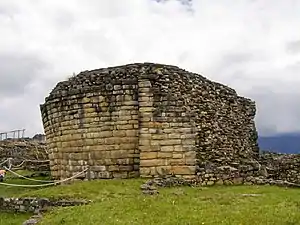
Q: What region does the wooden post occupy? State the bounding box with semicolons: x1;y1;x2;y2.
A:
87;165;91;181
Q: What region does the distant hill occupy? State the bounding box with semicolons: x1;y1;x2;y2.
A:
258;133;300;154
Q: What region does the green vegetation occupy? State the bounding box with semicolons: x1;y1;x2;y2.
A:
0;212;31;225
0;173;300;225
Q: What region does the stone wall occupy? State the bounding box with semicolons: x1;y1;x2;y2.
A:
194;151;300;186
259;152;300;184
41;63;259;180
0;197;89;213
0;140;49;171
138;74;196;178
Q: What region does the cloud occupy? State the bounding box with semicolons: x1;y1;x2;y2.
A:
0;52;47;97
0;0;300;137
286;40;300;55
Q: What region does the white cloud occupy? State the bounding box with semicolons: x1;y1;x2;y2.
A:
0;0;300;137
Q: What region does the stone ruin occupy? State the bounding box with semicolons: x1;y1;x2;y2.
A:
0;139;49;171
40;62;260;181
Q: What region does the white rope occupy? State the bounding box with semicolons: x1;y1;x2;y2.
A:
22;159;50;163
5;158;12;170
4;166;54;183
1;158;49;170
0;168;88;187
12;160;26;168
0;158;8;166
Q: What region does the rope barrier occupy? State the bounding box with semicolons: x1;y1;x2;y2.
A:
0;158;8;166
6;158;12;170
12;160;26;168
4;166;54;183
0;168;88;187
0;158;49;170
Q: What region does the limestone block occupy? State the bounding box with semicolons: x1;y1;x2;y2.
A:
99;131;113;138
117;124;133;130
94;151;110;159
120;137;137;144
149;167;158;176
185;151;197;158
139;87;151;93
139;107;154;112
123;100;138;106
174;145;184;152
171;166;195;175
128;171;140;178
131;115;139;120
173;153;183;159
119;165;133;171
113;130;127;137
149;128;158;134
104;138;117;145
105;145;116;151
182;139;195;145
138;80;152;88
108;165;120;172
156;166;172;176
140;116;151;122
157;152;173;158
139;96;153;102
85;139;94;146
138;92;153;97
91;166;106;172
168;133;181;139
170;159;185;165
140;159;166;167
126;130;137;137
113;172;129;179
140;152;157;159
93;139;105;145
98;171;113;179
110;150;128;159
152;134;168;140
103;159;114;165
124;95;134;101
116;158;131;165
139;146;159;152
139;133;151;139
121;143;136;150
161;146;174;152
119;115;132;121
139;139;150;146
185;158;195;165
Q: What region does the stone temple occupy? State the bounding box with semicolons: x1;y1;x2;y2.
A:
40;63;259;180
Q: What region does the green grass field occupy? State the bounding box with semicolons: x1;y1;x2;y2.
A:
0;172;300;225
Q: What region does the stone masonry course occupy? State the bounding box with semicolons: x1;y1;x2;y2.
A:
40;62;259;180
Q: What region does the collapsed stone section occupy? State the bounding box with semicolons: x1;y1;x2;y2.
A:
0;140;49;171
40;63;259;180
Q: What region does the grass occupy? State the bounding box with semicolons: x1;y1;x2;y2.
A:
0;170;50;197
0;172;300;225
0;212;31;225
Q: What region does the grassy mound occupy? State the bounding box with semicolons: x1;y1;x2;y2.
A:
0;173;300;225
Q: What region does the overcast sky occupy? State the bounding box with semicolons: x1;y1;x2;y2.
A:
0;0;300;137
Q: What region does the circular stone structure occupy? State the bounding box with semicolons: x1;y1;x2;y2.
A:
40;63;259;180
